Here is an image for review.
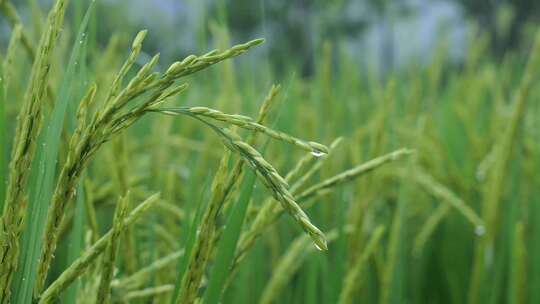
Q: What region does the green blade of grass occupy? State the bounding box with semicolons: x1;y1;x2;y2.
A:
63;11;90;303
381;161;412;304
62;183;85;304
12;3;95;302
0;63;6;208
203;171;256;304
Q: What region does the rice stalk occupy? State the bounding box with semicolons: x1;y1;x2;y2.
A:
229;137;343;275
38;193;159;304
256;85;282;124
230;148;413;276
63;181;85;304
339;225;385;304
385;166;485;253
109;135;138;273
413;203;451;255
380;161;412;304
83;179;99;242
153;104;328;252
175;149;231;304
153;106;328;155
207;84;281;216
122;285;174;302
170;179;210;304
283;149;318;186
413;170;483;228
289;137;344;193
239;137;342;241
155;201;185;221
208;121;328;250
297;148;414;203
57;175;144;243
95;192;130;304
168;135;223;156
113;250;184;291
346;80;394;253
403;168;484;254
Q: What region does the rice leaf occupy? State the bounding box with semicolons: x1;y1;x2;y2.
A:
0;63;6;208
64;11;92;302
203;171;256;304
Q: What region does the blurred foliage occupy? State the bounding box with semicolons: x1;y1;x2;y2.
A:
3;0;540;75
457;0;540;52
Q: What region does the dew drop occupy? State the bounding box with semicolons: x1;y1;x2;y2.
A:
313;239;327;251
474;225;485;236
314;243;324;251
310;150;325;158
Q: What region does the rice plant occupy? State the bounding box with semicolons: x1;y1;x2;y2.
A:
1;0;539;303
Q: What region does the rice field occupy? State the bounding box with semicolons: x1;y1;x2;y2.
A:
1;1;540;303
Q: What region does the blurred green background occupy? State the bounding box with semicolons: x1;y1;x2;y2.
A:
3;0;540;75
